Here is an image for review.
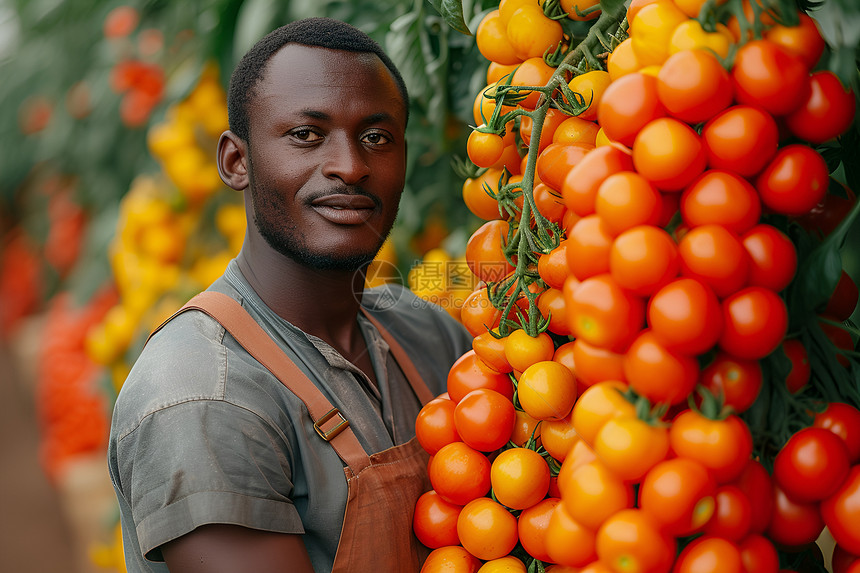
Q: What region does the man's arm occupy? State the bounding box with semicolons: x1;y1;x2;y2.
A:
162;524;316;573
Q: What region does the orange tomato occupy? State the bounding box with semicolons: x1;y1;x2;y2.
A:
565;273;646;351
560;459;635;531
476;10;521;65
571;380;635;447
447;349;514;403
466;220;515;284
595;508;676;573
656;49;732;124
430;441;492;505
540;413;580;462
457;497;519;560
593;415;670;482
545;502;599;567
565;214;614;280
518;497;560;562
595;172;663;236
421;545;482;573
511;57;556;110
562;144;635;217
570;338;626;389
609;225;680;297
623;329;700;405
597;72;665;147
416;396;461;455
639;456;717;536
491;447;551;509
518;360;578;421
632;117;707;191
681;170;761;234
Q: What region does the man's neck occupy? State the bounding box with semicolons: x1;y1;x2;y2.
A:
235;243;367;355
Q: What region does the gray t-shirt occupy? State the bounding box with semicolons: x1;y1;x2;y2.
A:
108;260;472;573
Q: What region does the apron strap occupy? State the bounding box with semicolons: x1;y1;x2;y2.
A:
359;308;435;406
151;291;372;473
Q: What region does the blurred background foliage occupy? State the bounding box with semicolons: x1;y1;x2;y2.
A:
0;0;498;312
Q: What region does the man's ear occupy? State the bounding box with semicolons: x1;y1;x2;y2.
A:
217;131;249;191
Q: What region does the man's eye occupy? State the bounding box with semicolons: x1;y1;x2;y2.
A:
363;132;390;145
291;129;321;142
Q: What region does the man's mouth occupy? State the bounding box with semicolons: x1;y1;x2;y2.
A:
310;193;379;225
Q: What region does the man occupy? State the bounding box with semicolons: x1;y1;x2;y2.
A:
108;18;472;573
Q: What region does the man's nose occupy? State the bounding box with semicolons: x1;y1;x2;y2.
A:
322;134;371;185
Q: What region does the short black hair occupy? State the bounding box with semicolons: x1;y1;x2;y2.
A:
227;17;409;143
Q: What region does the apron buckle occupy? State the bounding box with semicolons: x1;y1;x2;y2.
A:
314;408;350;441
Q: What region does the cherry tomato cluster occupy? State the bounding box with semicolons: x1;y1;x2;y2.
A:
417;0;859;571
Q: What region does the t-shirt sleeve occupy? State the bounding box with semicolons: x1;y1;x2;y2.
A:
114;398;304;561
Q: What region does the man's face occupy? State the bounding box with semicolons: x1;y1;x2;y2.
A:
245;43;407;271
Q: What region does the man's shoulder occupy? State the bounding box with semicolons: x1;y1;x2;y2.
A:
111;303;232;440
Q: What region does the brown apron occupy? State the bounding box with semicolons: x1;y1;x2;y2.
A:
163;291;434;572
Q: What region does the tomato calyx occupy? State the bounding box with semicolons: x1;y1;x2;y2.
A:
691;384;735;421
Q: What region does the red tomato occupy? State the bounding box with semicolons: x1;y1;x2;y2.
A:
762;13;825;69
782;338;811;393
597;72;666;147
718;286;788;360
454;388;516;452
702;105;779;177
623;329;699;405
702;484;752;541
739;534;780;573
766;483;825;548
562;144;635;217
796;180;857;239
833;543;860;573
755;144;830;216
447;350;514;403
824;270;860;322
632;117;707;191
773;427;851;503
813;402;860;463
731;39;811;116
731;459;774;534
639;456;717;536
414;490;463;548
669;409;753;483
673;536;743;573
824;466;860;556
429;441;492;506
699;352;763;413
681;170;761;234
416;396;461;455
741;224;797;292
784;70;856;144
648;277;723;355
656;48;732;123
679;223;750;298
565;273;646;351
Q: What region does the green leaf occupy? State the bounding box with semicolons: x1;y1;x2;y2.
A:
427;0;472;35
